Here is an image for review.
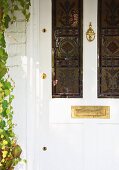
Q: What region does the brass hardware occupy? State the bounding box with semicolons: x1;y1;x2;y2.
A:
71;106;110;119
42;28;47;33
86;22;95;42
41;73;47;79
43;147;47;151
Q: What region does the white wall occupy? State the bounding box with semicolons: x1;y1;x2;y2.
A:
6;12;27;170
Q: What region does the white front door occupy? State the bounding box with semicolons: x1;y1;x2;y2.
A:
27;0;119;170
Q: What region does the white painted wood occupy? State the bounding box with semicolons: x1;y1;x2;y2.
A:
26;0;119;170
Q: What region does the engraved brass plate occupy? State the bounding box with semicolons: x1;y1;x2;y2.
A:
71;106;110;119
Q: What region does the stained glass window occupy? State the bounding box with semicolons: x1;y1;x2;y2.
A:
52;0;83;98
98;0;119;98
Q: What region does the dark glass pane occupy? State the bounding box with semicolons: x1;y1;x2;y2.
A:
52;0;83;98
98;0;119;98
53;68;81;98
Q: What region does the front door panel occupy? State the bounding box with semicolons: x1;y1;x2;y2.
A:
37;0;119;170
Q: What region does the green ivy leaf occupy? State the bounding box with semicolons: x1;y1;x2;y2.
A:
4;81;12;89
0;120;6;128
14;5;19;10
2;110;7;117
8;130;15;137
25;13;30;21
0;128;3;134
22;9;26;15
4;89;10;96
0;47;8;63
4;15;11;29
9;95;14;103
2;130;11;143
6;108;10;114
25;3;30;9
0;32;6;48
2;100;8;109
0;65;7;79
18;0;25;7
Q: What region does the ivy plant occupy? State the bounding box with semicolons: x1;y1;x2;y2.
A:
0;0;30;169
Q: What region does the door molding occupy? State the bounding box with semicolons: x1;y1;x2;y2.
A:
26;0;41;169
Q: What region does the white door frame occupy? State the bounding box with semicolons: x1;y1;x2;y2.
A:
26;0;41;169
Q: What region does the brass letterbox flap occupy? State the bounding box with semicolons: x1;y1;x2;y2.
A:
71;106;110;119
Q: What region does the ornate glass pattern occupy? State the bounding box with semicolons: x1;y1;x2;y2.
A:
52;0;83;98
98;0;119;97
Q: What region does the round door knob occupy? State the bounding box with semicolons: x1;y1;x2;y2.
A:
41;73;47;79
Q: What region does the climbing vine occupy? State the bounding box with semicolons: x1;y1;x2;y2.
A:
0;0;30;169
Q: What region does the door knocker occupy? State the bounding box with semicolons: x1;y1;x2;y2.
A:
86;22;95;42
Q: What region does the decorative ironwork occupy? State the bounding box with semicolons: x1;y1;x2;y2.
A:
52;0;83;98
98;0;119;98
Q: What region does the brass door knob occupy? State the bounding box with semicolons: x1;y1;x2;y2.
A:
41;73;47;79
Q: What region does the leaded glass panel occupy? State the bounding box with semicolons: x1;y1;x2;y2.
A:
52;0;83;98
98;0;119;98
